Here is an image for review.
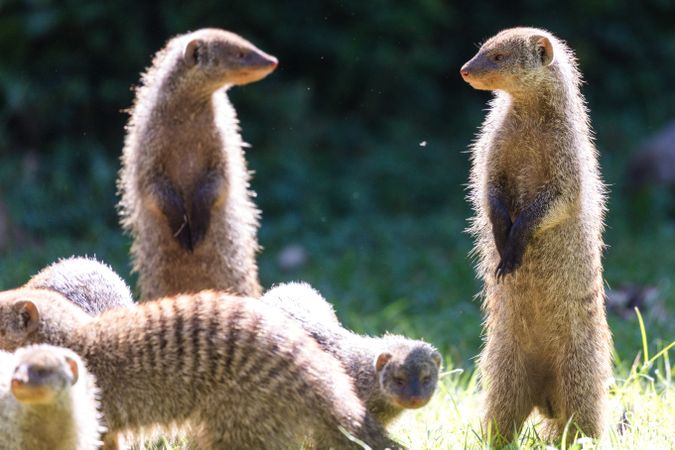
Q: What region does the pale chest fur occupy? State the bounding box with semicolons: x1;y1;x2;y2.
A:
144;107;224;194
485;111;566;216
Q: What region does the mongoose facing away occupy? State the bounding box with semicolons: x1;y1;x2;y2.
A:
262;282;442;426
25;256;134;315
0;287;401;450
118;28;278;300
0;344;102;450
460;27;611;443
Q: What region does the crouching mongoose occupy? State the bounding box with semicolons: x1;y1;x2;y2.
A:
0;287;402;450
118;28;278;300
25;256;134;315
460;27;612;443
262;282;442;426
0;344;102;450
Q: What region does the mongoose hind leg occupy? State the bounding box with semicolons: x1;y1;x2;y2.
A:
481;338;534;446
544;332;608;442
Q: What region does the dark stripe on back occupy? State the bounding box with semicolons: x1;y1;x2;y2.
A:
158;301;169;374
191;298;202;379
222;303;243;376
144;303;157;374
207;300;221;377
234;310;262;382
173;300;184;374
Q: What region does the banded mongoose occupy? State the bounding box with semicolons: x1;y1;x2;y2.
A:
262;282;442;426
460;27;612;443
118;28;278;300
25;256;134;315
0;287;402;450
0;344;102;450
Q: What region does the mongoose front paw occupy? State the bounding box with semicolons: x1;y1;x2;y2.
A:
494;244;524;281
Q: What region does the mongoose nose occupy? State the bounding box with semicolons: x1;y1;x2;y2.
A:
460;66;470;78
268;55;279;67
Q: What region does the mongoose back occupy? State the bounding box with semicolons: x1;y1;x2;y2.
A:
262;282;442;425
0;287;401;450
25;256;134;315
118;28;278;300
0;344;102;450
460;27;611;443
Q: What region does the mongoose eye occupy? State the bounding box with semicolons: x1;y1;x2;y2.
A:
32;367;50;378
421;376;432;385
492;53;505;62
237;51;245;59
394;377;406;387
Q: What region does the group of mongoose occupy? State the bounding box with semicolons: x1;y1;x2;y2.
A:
0;25;611;450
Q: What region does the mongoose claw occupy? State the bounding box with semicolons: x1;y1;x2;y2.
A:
495;248;523;281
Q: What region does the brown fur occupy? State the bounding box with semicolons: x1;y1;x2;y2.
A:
461;27;612;444
262;282;442;426
0;344;102;450
0;287;401;450
118;28;278;300
25;256;134;315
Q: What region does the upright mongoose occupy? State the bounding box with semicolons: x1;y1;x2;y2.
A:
25;256;134;315
118;28;278;300
460;27;611;443
0;287;401;450
0;344;102;450
262;282;442;426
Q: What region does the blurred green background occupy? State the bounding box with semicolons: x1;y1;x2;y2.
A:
0;0;673;369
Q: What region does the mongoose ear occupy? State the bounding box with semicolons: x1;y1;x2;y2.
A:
12;300;40;334
431;351;442;369
64;355;79;385
183;39;203;67
374;352;392;372
535;36;555;66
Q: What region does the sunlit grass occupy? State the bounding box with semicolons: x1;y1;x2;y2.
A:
390;316;674;450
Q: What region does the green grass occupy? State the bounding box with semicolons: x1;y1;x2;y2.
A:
387;310;675;450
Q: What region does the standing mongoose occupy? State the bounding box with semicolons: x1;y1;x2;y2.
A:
118;28;278;300
262;282;442;426
460;27;612;443
25;256;134;315
0;344;102;450
0;287;402;450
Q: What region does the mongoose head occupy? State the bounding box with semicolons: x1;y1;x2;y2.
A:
460;27;556;93
10;345;81;405
179;28;278;88
0;288;91;352
374;340;442;409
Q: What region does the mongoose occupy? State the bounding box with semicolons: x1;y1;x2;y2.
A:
25;256;134;315
0;344;102;450
118;28;278;300
460;27;612;443
0;287;402;450
262;282;442;425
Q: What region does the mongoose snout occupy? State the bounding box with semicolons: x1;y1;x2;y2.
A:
182;29;279;86
11;347;78;405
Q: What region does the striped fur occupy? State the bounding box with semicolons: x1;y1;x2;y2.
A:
262;282;442;426
0;288;401;450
